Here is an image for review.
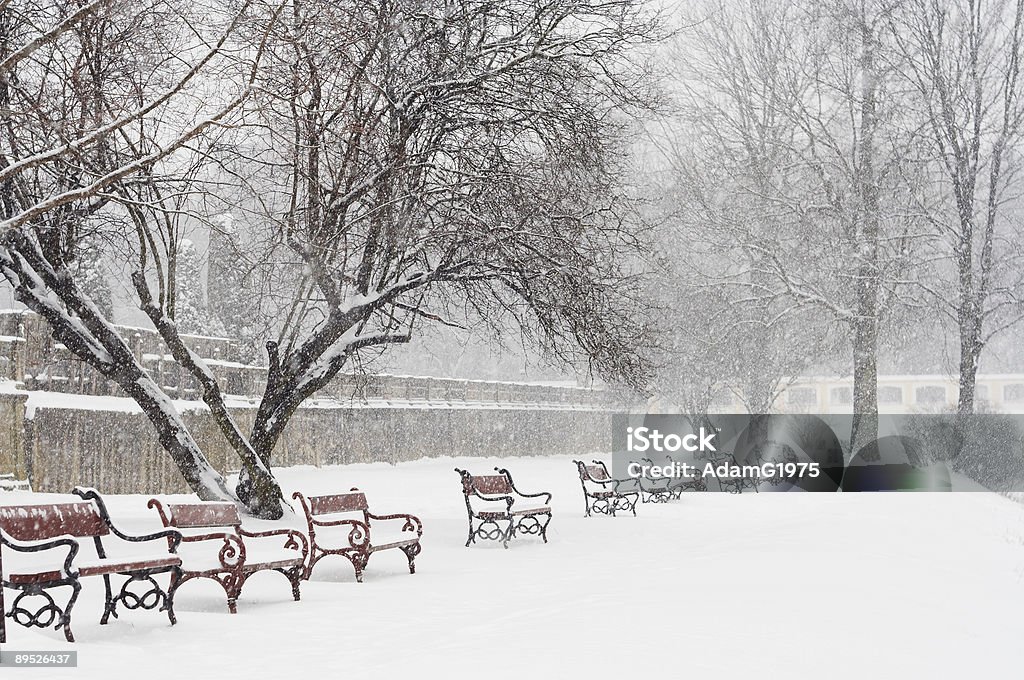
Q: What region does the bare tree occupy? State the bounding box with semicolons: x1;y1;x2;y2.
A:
657;0;911;446
1;0;663;516
0;0;280;503
195;0;662;512
891;0;1024;414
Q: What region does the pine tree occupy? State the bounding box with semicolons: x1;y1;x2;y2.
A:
208;214;258;360
76;233;114;320
174;239;208;334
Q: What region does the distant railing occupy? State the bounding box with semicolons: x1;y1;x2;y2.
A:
0;310;611;408
700;374;1024;415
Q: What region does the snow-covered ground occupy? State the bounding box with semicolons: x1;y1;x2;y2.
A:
2;455;1024;678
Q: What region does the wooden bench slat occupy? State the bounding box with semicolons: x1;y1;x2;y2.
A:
78;556;181;577
509;506;551;516
6;569;64;585
309;492;368;515
165;503;241;529
0;502;108;541
470;475;513;495
369;538;419;552
240;556;305;572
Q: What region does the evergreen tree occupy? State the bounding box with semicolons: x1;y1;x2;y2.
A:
208;214;258;361
174;239;208;334
76;233;114;320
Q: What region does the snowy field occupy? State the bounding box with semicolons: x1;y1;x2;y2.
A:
2;454;1024;679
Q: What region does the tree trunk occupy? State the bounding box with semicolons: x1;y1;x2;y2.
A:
956;302;982;415
131;271;285;518
850;316;879;455
118;372;235;501
0;238;237;505
850;13;880;455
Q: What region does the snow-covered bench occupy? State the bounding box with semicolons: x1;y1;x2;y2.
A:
0;488;183;642
632;457;674;503
662;455;708;497
147;499;307;613
455;468;552;548
292;490;422;582
574;460;639;517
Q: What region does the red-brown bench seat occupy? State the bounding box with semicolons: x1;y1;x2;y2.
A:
1;488;182;643
148;499;307;614
455;468;553;548
573;460;639;517
293;490;422;582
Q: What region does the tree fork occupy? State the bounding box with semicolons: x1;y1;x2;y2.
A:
132;270;285;518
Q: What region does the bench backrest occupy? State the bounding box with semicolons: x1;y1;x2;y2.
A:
162;503;241;529
585;465;609;481
468;474;512;496
307;492;369;516
0;502;108;541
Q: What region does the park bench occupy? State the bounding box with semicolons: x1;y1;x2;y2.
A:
148;498;307;614
663;455;708;497
0;488;182;642
455;468;552;548
574;460;639;517
292;490;422;582
633;458;674;503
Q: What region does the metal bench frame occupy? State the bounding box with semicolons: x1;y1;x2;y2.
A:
0;488;182;643
574;460;639;517
455;468;552;548
148;498;307;614
292;490;422;582
633;458;674;503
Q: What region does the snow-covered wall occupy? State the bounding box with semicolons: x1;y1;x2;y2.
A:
15;395;612;494
0;390;27;479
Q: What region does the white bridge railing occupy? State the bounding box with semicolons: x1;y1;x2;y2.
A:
704;374;1024;414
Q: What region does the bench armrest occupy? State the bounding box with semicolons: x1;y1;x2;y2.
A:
0;530;80;580
514;490;552;504
584;476;635;495
591;460;635;491
73;487;184;553
496;468;552;505
176;530;247;569
307;517;370;549
365;511;423;537
467;490;515;512
611;478;640;493
237;526;308;557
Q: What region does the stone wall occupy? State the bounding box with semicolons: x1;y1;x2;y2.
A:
0;310;618;495
20;401;612;495
0;392;28;480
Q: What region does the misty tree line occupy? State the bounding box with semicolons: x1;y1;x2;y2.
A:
651;0;1024;451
